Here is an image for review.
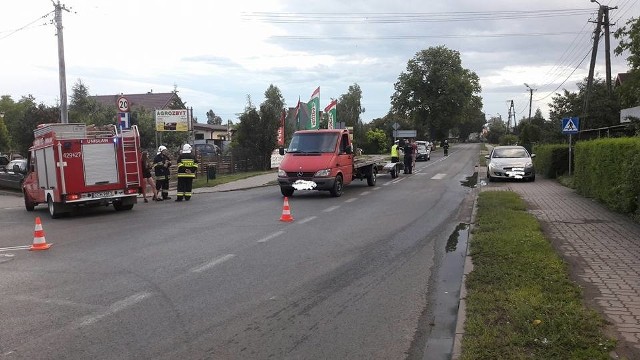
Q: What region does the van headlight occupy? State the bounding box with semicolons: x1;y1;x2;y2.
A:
314;169;331;177
278;169;286;177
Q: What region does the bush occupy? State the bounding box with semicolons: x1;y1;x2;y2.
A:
532;144;570;179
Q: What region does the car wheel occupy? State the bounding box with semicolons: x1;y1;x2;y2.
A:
487;172;494;182
330;174;343;197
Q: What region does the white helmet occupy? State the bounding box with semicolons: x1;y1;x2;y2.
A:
157;145;167;154
182;144;192;153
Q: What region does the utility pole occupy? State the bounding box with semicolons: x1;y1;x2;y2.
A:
583;1;617;125
507;100;515;132
524;84;536;121
53;1;70;124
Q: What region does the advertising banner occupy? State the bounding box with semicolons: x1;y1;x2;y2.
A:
324;100;337;129
155;109;189;132
307;87;320;130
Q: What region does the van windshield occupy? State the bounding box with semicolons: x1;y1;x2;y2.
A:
287;133;339;153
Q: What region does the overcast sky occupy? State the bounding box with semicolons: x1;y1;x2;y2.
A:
1;0;638;127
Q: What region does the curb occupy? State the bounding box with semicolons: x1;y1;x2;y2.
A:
451;167;482;359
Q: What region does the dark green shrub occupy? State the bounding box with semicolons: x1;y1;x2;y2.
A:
532;144;570;179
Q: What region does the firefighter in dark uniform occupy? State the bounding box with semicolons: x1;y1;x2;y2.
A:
176;144;198;201
153;145;172;200
403;139;414;174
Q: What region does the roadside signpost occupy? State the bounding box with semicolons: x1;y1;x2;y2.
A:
117;96;130;130
562;117;580;176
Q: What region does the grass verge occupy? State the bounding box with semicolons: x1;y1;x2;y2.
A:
192;170;275;189
461;191;615;359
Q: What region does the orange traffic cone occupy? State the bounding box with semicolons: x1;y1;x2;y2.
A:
279;197;294;222
30;217;51;251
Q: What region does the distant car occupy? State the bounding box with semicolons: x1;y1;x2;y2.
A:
0;159;28;190
415;142;431;161
193;143;220;162
485;146;535;182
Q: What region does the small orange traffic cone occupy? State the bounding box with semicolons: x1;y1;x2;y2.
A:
30;217;51;251
279;197;294;222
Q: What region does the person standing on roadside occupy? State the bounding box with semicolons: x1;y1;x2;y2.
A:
390;140;400;163
153;145;172;200
140;151;160;202
403;139;414;174
175;144;198;202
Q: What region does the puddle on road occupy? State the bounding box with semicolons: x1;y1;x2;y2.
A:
460;172;478;188
446;223;469;253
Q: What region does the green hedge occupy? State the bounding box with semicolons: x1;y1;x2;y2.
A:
574;138;640;216
532;144;570;179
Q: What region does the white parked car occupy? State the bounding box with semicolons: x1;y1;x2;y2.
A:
485;145;536;182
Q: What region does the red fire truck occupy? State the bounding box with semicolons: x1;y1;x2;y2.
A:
22;123;143;218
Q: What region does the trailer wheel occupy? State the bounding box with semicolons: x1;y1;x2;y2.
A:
280;186;294;197
367;167;377;186
390;168;396;178
330;174;343;197
47;195;63;219
24;192;35;211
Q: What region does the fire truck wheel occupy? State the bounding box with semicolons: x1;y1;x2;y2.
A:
47;196;63;219
113;202;134;211
24;192;35;211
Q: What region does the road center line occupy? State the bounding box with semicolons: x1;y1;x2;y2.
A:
323;205;340;212
77;291;152;327
191;254;236;273
345;198;357;203
0;245;31;252
432;173;447;180
360;191;371;196
297;216;317;224
257;231;285;243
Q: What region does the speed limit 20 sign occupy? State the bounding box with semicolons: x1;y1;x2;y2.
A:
117;96;130;112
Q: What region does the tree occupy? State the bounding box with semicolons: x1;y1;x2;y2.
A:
336;83;365;145
614;17;640;108
68;80;114;126
550;78;619;131
0;115;10;153
206;110;223;125
390;46;482;142
486;116;506;144
364;128;387;154
232;85;285;170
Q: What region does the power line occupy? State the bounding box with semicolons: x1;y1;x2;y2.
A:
0;11;54;40
273;32;584;40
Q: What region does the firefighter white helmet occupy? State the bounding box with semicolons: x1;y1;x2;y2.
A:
157;145;167;154
182;144;192;153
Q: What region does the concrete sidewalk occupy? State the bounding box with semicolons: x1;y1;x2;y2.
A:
464;177;640;358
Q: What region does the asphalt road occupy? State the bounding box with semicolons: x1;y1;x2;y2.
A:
0;143;479;360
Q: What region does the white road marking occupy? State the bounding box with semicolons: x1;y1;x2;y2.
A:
373;187;381;190
360;191;371;196
323;205;340;212
191;254;236;273
77;291;152;327
432;173;447;180
298;216;317;224
0;245;31;252
257;230;285;243
345;198;357;203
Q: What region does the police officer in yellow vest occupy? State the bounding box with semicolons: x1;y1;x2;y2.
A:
390;139;400;163
176;144;198;201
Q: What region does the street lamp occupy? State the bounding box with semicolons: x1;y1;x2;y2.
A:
524;83;536;121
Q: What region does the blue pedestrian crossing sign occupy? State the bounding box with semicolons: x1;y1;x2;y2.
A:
562;117;579;134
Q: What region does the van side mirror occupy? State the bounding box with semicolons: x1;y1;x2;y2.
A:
279;147;285;156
